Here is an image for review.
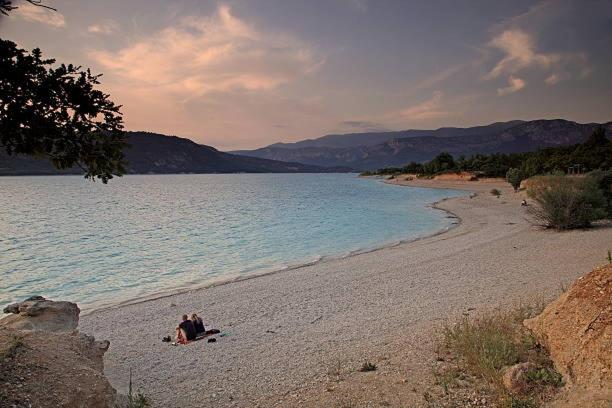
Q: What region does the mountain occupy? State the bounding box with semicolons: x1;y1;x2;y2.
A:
232;120;612;171
0;131;350;176
256;120;525;150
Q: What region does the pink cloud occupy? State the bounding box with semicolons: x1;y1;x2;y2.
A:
15;3;65;28
89;5;323;97
497;76;526;96
398;91;448;120
486;29;589;89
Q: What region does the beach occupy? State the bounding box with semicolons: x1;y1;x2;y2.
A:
79;178;612;407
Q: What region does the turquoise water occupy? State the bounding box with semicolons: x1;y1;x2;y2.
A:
0;174;462;311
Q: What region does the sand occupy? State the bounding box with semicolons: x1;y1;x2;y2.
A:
79;178;612;407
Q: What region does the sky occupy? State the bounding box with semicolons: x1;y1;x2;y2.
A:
1;0;612;150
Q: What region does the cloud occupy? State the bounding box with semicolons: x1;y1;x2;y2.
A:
89;5;323;97
397;91;448;121
544;73;559;85
88;21;119;35
339;120;389;132
497;76;526;95
15;3;65;28
486;29;588;85
413;64;465;90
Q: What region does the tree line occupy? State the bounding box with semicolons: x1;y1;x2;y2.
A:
362;128;611;181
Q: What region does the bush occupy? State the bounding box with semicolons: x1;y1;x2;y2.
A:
435;304;561;408
442;312;525;383
123;369;151;408
506;168;523;191
525;367;563;387
587;170;612;217
490;188;501;197
527;175;607;229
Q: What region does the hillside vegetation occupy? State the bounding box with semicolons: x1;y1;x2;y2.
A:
362;128;611;179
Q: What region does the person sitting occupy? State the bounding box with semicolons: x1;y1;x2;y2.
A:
191;313;205;335
176;314;197;342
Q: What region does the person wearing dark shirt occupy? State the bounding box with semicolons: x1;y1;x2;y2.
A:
191;313;205;335
177;314;197;341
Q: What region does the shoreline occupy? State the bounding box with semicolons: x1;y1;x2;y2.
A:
82;180;467;317
80;177;611;407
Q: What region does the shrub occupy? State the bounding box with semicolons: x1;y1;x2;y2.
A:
506;168;523;191
124;369;151;408
527;175;607;229
490;188;501;197
435;304;561;408
587;170;612;217
442;312;522;383
525;367;563;387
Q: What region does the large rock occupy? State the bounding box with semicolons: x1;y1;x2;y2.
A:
0;327;117;407
2;296;80;332
0;297;118;407
524;264;611;404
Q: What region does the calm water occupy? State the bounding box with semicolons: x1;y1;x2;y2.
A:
0;174;462;311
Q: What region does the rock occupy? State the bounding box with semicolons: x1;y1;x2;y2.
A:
0;327;117;407
524;264;611;405
501;362;536;395
0;297;119;407
2;296;79;332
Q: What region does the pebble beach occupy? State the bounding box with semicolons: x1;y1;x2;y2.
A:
80;178;612;407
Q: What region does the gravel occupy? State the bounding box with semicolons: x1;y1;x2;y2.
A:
80;179;612;407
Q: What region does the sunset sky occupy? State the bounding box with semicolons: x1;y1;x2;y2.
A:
1;0;611;150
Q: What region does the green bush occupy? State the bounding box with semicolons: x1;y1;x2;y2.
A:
506;168;523;191
525;367;563;387
527;175;607;229
436;304;561;408
587;170;612;217
442;313;522;383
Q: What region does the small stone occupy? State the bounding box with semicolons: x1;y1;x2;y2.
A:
502;362;536;394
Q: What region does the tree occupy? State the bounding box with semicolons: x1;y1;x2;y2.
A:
0;39;127;183
506;168;522;191
424;152;455;174
1;0;56;16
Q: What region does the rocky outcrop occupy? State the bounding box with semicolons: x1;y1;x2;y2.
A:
2;296;80;332
0;297;118;407
524;264;611;406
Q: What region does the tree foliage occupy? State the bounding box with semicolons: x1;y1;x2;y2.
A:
506;168;522;191
0;39;127;182
364;128;611;180
0;0;56;16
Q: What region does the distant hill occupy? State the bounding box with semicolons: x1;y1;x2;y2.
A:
257;120;525;150
232;120;612;170
0;132;350;176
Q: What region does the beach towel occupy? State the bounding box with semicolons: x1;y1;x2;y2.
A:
175;328;189;345
171;328;221;345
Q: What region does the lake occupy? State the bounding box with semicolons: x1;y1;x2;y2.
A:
0;174;463;311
